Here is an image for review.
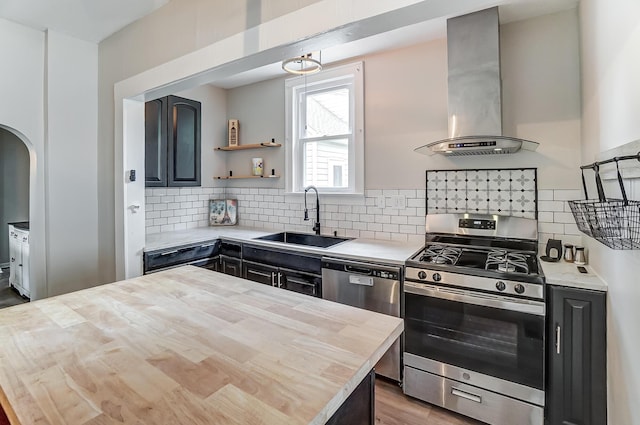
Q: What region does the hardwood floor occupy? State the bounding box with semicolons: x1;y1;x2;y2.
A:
0;268;28;309
375;378;485;425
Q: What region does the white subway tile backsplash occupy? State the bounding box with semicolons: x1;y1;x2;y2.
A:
367;222;383;232
145;187;581;248
538;211;554;222
382;223;400;233
391;233;408;242
391;215;408;225
375;215;391;224
554;212;576;224
539;200;565;212
554;189;582;201
539;222;565;234
538;190;553;201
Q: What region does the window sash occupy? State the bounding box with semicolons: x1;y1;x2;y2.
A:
285;61;364;196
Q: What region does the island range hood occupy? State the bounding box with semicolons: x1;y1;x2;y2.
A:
415;7;539;156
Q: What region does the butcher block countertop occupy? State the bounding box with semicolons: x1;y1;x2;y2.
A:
0;266;403;425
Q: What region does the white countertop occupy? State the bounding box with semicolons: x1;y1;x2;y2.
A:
539;258;608;292
145;226;423;265
147;228;611;289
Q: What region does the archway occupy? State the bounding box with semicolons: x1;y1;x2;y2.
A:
0;124;43;302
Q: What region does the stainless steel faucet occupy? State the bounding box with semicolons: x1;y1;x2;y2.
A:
303;185;320;235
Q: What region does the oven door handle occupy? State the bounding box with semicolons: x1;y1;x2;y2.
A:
404;282;545;316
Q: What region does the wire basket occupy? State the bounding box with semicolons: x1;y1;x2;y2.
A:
569;199;640;249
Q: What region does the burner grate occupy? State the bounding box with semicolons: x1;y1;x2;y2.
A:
485;249;530;274
420;245;462;265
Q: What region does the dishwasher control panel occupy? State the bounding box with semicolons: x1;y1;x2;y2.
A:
321;259;400;280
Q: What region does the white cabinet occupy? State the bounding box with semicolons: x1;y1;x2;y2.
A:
8;224;30;299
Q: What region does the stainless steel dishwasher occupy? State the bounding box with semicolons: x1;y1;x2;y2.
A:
321;257;402;382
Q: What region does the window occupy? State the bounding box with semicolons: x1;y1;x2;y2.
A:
285;62;364;194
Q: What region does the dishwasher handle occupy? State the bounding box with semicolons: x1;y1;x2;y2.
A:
344;264;373;275
322;257;402;278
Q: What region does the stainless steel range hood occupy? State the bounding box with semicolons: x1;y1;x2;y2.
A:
415;7;539;156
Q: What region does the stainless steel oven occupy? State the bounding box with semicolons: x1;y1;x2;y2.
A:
403;214;545;425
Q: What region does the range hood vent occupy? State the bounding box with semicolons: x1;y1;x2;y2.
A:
415;7;539;156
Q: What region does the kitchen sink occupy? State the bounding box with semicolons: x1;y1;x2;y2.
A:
254;232;351;248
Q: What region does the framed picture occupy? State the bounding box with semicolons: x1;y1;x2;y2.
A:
209;199;238;226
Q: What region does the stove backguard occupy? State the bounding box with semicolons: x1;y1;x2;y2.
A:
426;168;537;219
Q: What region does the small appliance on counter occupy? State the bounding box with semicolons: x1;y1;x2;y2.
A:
563;244;575;262
574;246;587;265
540;239;562;262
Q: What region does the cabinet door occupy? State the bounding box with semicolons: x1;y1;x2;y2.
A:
547;285;606;425
19;231;29;295
145;97;167;187
243;260;277;286
167;95;201;187
191;256;219;272
280;267;321;297
8;227;17;285
220;256;242;277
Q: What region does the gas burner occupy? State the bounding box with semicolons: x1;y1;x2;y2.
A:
420;245;462;265
485;249;530;274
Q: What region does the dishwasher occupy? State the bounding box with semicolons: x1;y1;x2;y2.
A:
321;257;403;382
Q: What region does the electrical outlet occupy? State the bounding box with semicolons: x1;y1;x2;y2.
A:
375;195;386;208
393;195;406;208
386;195;406;209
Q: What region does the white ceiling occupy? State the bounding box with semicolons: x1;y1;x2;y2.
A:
0;0;578;88
212;0;580;89
0;0;169;42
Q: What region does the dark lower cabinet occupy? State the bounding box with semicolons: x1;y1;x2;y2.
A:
242;244;322;297
546;285;606;425
145;95;201;187
220;255;243;277
143;240;220;274
242;261;322;297
326;369;375;425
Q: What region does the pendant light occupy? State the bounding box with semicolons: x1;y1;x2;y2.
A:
282;52;322;75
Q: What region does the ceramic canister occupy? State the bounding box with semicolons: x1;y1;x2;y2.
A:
252;158;263;176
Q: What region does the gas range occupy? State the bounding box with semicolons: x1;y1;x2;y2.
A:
403;213;546;425
405;214;545;300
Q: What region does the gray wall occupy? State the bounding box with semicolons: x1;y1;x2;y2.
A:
580;0;640;423
0;128;29;266
98;0;322;284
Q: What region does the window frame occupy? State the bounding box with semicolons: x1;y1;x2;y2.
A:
285;61;364;195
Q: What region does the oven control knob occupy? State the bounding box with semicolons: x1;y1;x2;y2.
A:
514;284;525;294
418;271;427;280
432;273;442;282
496;281;506;291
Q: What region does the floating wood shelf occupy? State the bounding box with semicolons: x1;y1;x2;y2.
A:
213;175;280;180
215;142;281;151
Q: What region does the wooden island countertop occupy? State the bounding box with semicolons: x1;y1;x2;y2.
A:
0;266;403;425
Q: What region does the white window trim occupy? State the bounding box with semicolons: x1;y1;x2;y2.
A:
285;61;364;196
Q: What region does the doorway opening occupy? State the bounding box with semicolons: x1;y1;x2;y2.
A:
0;126;31;308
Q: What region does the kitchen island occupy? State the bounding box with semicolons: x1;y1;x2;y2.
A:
0;266;403;424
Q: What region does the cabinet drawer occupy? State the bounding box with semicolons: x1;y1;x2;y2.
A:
281;268;321;297
220;241;242;258
144;240;220;273
243;245;321;274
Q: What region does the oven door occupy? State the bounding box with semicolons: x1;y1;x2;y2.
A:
404;281;545;393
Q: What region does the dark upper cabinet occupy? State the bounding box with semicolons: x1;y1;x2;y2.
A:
145;95;201;187
546;285;606;425
145;97;167;187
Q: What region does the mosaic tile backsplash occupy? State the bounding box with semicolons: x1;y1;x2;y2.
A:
426;168;537;219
